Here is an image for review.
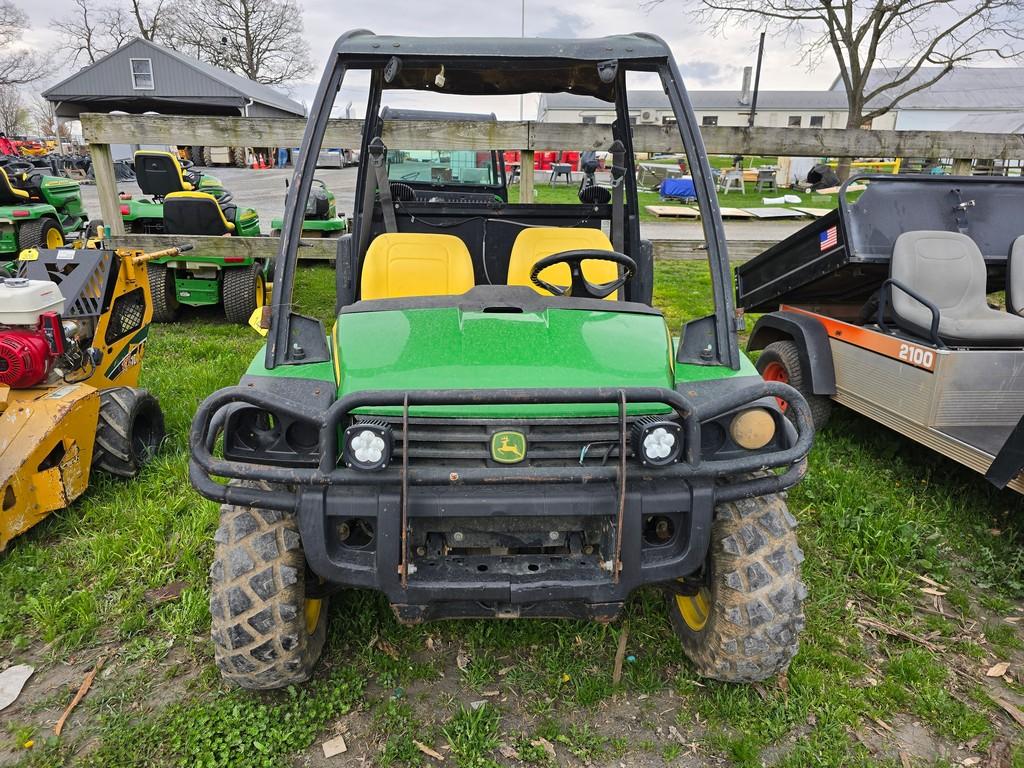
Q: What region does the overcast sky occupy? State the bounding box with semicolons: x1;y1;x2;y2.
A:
32;0;841;116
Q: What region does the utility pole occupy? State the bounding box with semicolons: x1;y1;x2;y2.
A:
519;0;525;120
748;30;765;128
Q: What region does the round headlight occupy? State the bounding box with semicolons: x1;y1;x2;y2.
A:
343;423;392;470
729;408;776;450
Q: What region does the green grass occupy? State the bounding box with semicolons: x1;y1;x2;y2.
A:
2;262;1022;767
508;180;838;220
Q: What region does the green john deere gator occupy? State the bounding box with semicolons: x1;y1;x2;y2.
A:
190;31;815;691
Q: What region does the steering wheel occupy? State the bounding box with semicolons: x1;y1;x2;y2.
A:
529;249;636;300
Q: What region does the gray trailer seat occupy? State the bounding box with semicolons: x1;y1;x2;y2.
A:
1008;236;1024;316
891;230;1024;345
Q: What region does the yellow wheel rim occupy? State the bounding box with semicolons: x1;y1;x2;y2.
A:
255;273;266;309
46;227;64;248
675;587;711;632
304;598;322;635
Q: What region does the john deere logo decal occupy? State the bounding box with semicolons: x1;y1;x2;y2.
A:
491;431;527;464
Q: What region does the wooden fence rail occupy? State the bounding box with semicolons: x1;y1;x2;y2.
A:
82;112;1024;236
108;234;772;263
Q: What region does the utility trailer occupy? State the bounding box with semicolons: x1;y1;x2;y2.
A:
738;174;1024;493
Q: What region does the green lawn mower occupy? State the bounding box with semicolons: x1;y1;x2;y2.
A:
0;156;90;275
120;150;266;324
270;179;347;237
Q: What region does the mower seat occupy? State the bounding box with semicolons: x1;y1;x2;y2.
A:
361;233;474;299
163;192;235;236
0;167;30;205
506;227;620;300
891;230;1024;345
1007;236;1024;316
134;150;193;198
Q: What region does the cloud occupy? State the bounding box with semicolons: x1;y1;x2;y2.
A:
28;0;842;110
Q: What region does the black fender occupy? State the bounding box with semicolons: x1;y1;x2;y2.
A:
747;311;836;395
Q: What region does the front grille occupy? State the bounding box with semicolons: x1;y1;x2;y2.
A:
355;415;646;467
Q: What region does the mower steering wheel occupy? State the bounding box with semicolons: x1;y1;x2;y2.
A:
529;249;636;300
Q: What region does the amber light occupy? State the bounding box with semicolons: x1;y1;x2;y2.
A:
729;408;776;450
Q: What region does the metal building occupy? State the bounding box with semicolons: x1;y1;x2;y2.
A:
42;37;305;119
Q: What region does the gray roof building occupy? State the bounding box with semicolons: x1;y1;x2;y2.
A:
539;90;849;113
540;67;1024;119
43;38;306;119
831;66;1024;110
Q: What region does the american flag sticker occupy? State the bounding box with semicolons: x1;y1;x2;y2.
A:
819;225;838;251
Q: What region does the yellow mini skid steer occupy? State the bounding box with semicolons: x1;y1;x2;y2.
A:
0;243;189;550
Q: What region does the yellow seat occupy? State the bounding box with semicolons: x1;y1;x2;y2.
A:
506;228;620;300
360;233;475;300
0;168;29;205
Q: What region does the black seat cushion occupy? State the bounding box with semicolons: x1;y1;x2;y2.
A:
0;168;29;206
163;193;234;236
135;152;189;199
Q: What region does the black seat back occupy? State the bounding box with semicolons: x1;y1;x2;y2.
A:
0;167;29;205
134;151;190;198
163;192;234;236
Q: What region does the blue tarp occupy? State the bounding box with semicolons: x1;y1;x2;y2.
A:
660;177;696;199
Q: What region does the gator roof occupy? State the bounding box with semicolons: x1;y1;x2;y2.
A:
330;31;676;100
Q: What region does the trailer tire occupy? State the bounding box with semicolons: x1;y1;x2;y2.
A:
18;217;64;250
148;263;180;323
210;488;328;690
756;340;832;430
667;486;805;682
222;263;266;324
233;146;248;168
92;387;165;478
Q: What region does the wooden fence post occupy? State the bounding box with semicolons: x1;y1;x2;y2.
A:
90;143;125;236
951;158;973;176
520;150;535;203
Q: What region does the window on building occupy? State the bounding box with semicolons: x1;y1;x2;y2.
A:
809;115;824;128
581;116;597;125
662;116;677;126
788;115;802;127
701;115;719;127
131;58;154;90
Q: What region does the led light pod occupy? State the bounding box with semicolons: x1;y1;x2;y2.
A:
631;417;683;467
343;421;392;470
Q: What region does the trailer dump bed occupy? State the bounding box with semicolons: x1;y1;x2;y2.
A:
736;175;1024;312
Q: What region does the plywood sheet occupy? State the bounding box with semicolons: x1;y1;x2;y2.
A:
791;207;833;217
718;207;757;219
645;205;700;218
742;207;809;219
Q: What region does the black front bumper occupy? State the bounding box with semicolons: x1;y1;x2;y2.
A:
189;384;812;619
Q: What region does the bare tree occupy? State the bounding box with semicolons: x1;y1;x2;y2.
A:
34;97;69;139
0;85;27;135
53;0;176;66
0;2;44;86
171;0;312;85
646;1;1024;142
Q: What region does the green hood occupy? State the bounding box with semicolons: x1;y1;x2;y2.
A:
333;305;675;418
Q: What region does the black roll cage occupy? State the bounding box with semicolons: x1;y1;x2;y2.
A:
267;30;738;371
